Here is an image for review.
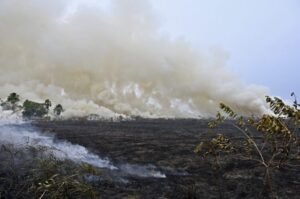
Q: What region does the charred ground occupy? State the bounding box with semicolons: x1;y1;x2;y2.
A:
31;119;300;199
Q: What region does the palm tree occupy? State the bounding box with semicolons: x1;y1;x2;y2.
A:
44;99;52;110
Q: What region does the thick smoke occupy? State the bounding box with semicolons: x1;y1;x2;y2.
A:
0;0;268;118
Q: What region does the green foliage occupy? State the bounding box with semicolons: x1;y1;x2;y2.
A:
22;100;49;118
1;92;21;111
195;93;300;197
44;99;52;110
1;93;65;119
7;92;20;105
194;134;234;156
54;104;64;116
195;134;234;169
22;100;65;118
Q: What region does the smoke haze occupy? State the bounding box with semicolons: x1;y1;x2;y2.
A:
0;0;268;118
0;108;166;178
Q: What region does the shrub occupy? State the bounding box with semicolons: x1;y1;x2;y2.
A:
195;94;300;198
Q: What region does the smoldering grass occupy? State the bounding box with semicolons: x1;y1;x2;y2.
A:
0;144;100;199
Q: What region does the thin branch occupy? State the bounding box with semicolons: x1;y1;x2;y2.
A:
38;191;46;199
231;123;267;167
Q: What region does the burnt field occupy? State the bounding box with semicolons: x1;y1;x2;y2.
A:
33;119;300;199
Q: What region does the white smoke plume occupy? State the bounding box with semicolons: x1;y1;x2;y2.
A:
0;0;268;118
0;109;116;169
0;109;166;178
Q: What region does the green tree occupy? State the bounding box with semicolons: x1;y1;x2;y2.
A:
7;92;20;105
53;104;64;116
44;99;52;110
3;92;21;111
23;100;48;118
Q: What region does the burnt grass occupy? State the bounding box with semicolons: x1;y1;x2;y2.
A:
32;119;300;199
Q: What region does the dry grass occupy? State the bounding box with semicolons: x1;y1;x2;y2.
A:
0;144;99;199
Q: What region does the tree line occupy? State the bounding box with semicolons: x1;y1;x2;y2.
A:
0;92;64;118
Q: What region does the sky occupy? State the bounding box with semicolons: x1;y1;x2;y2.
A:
149;0;300;99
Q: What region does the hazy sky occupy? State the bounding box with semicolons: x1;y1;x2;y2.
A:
149;0;300;99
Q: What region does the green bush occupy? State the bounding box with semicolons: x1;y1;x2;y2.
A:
22;100;49;118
